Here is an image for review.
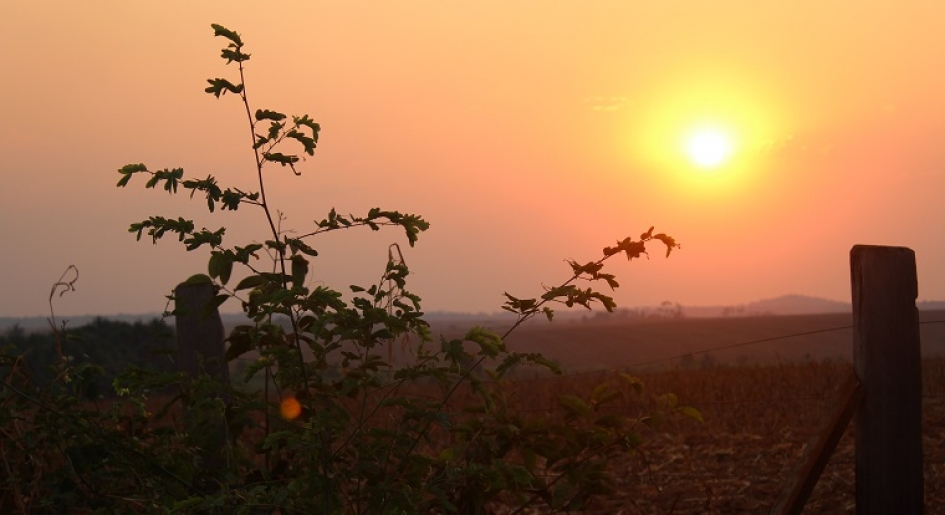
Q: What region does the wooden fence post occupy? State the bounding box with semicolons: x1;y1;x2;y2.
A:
174;280;230;480
850;245;923;514
175;281;229;384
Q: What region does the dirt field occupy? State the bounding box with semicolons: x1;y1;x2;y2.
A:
476;357;945;514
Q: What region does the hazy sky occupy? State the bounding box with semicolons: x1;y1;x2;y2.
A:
3;2;945;318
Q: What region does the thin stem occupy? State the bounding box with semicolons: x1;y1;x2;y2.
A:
499;258;604;341
296;220;404;239
47;265;78;367
236;57;278;244
235;49;312;407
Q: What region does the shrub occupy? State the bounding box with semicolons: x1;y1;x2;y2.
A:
0;24;698;514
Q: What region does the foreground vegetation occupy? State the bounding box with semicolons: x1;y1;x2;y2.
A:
4;312;943;513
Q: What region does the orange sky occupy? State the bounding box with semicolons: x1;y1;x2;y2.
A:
3;2;945;317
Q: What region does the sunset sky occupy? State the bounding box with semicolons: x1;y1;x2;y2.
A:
3;2;945;318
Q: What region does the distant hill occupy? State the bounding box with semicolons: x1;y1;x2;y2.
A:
709;294;945;317
679;294;849;318
744;294;851;315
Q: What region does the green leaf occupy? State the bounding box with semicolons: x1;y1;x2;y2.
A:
220;189;247;210
590;383;612;403
620;373;645;395
224;326;254;361
290;255;308;289
265;239;286;253
183;227;225;250
201;293;229;318
557;395;590;418
183;274;213;286
464;326;504;357
602;274;619;289
255;109;286;121
676;405;703;423
286;237;318;257
118;163;148;175
128;216;196;244
234;275;266;291
437;447;457;462
266;121;284;141
210;23;243;46
286;129;317;155
208;252;234;285
653;233;679;257
116;163;147;187
205;78;244;98
220;48;250;63
594;414;623;428
294;114;320;142
642;413;664;428
663;392;678;408
263;152;299;166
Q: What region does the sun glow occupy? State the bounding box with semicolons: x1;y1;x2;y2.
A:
684;127;734;169
626;68;787;197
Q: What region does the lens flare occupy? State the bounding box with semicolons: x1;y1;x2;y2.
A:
280;396;302;420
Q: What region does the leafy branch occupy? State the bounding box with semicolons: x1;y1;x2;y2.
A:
501;226;679;338
303;207;430;247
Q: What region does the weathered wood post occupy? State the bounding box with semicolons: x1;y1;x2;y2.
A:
851;245;923;514
176;281;229;383
175;279;230;480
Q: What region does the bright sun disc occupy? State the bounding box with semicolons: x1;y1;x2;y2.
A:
685;129;733;169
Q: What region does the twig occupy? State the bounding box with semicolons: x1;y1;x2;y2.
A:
46;265;78;366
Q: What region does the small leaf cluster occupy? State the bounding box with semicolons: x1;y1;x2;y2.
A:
118;163;260;213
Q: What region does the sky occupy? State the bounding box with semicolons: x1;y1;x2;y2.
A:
2;1;945;318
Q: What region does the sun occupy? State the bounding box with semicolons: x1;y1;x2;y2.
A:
685;128;734;169
625;67;788;197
